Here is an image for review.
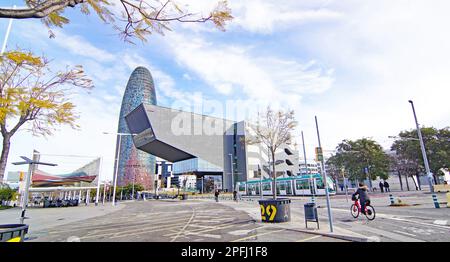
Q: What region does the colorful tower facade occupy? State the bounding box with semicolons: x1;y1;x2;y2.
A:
115;67;157;189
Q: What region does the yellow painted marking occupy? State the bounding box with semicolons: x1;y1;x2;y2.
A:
7;237;21;242
231;229;285;242
296;235;322;242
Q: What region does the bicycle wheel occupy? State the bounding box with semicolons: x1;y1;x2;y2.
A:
365;205;376;220
350;204;359;218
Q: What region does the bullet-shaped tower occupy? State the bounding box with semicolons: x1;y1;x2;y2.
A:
114;67;157;189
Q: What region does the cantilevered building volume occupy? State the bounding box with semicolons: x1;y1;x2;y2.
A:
114;67;157;189
125;104;299;192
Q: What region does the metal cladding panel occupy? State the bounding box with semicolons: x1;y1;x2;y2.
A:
126;104;236;169
125;104;152;135
137;140;195;163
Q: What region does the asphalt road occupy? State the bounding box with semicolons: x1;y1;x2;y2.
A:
27;200;343;242
285;191;450;242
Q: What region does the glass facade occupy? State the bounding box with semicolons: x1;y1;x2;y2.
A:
115;67;157;189
173;158;222;174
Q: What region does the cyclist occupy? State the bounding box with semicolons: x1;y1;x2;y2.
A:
352;182;371;214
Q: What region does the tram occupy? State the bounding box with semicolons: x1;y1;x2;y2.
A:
236;173;336;196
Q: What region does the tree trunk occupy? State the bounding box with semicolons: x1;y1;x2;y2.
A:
272;149;277;200
416;173;422;190
0;134;11;181
398;171;403;191
405;173;410;191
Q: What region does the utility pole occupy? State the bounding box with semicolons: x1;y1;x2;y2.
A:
95;157;102;206
301;131;315;202
258;164;263;199
229;153;234;192
315;116;334;232
1;5;15;55
342;168;349;202
112;134;122;205
408;100;434;193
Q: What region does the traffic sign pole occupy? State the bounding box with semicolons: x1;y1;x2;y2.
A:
315;116;334;233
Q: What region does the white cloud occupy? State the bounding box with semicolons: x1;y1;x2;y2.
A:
229;0;343;34
164;32;334;110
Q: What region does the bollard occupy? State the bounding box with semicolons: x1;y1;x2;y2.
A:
432;194;440;208
447;193;450;208
389;194;395;205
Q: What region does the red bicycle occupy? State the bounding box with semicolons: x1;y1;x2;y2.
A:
350;198;376;220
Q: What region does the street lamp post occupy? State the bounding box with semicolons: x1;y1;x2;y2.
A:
315;116;334;233
301;131;315;202
408;100;434;193
228;153;234;192
132;172;136;200
103;132;136;206
112;134;122;205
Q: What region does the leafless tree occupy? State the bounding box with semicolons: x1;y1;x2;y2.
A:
244;107;297;199
0;0;233;42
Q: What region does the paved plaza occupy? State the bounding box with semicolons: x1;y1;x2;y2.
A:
0;200;344;242
1;190;448;242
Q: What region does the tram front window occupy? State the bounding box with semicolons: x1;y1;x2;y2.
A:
316;179;325;189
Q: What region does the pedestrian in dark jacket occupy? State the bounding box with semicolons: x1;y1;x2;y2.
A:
379;181;384;193
352;183;371;214
214;190;220;202
384;181;390;192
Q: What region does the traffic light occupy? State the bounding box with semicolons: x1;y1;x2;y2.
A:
315;147;323;162
19;171;25;181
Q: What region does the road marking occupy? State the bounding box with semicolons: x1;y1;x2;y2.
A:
81;222;187;240
295;235;322;242
393;230;417;237
332;207;450;230
183;232;222;239
348;225;424;242
231;229;286;242
228;229;255;236
188;224;216;229
171;206;196;242
164;222;243;237
434;220;448;226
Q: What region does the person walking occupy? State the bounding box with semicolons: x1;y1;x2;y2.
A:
384;180;390;192
233;190;238;202
379;181;384;193
214;189;220;202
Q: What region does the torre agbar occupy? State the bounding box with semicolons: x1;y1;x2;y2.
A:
114;67;157;190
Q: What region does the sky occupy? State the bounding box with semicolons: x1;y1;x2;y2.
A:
2;0;449;182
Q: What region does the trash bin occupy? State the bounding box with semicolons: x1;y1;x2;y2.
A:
258;198;291;223
304;203;319;229
0;224;29;242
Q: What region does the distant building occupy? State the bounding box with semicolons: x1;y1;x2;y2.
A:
298;161;320;175
3;171;24;189
155;160;173;188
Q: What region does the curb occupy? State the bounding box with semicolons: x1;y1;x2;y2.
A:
217;200;370;242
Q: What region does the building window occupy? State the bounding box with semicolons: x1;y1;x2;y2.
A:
284;148;293;155
286;159;294;166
